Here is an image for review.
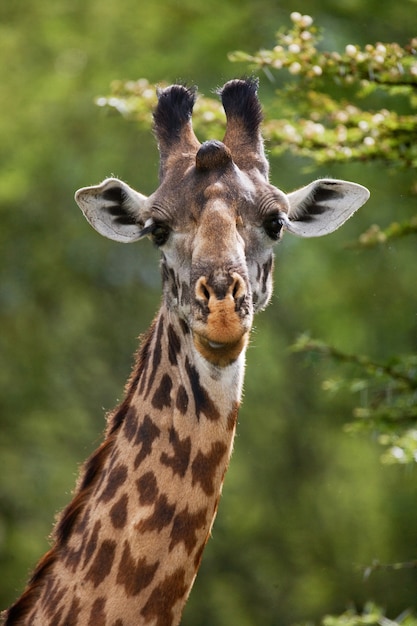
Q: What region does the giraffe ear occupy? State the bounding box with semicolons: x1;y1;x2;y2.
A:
283;179;370;238
75;178;151;243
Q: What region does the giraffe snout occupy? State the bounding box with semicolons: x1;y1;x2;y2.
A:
195;272;247;310
192;271;252;366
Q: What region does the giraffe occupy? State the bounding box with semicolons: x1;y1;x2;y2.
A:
2;78;369;626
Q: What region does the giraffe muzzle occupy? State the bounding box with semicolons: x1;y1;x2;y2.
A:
192;272;252;366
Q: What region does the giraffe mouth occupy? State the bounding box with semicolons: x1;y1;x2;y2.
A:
207;340;227;349
193;331;249;367
191;269;252;365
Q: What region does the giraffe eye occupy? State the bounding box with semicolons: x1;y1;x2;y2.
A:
151;221;171;247
263;214;284;241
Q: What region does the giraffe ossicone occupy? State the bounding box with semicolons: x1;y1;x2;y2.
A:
3;78;369;626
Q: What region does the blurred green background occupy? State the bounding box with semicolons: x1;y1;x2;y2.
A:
1;1;416;623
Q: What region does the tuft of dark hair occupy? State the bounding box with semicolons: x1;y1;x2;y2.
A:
218;77;263;136
153;84;197;144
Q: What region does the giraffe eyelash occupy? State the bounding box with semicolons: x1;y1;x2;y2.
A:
139;218;171;247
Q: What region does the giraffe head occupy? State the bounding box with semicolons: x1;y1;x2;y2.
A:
75;79;369;367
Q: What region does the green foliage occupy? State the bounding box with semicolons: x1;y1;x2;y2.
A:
320;602;417;626
293;336;417;465
353;217;417;247
230;13;417;167
103;13;417;171
96;78;227;141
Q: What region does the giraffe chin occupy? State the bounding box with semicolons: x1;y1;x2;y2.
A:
193;332;248;367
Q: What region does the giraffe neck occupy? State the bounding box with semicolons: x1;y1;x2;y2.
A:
10;307;245;626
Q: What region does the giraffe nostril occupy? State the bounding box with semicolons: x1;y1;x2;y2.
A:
201;284;210;301
195;273;247;310
230;273;246;302
195;277;211;303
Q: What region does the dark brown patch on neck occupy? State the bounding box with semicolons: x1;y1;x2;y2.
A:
123;406;139;442
141;568;188;626
191;441;228;496
133;415;161;469
179;318;190;335
85;538;117;587
98;463;127;503
169;505;208;555
151;373;173;410
145;313;165;399
110;493;128;529
116;541;159;597
167;323;181;365
61;595;81;625
176;385;189;414
185;357;220;421
136;494;176;533
81;519;102;570
136;471;159;505
88;597;107;625
160;427;191;478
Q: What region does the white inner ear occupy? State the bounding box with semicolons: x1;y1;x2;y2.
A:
284;179;370;238
75;178;150;243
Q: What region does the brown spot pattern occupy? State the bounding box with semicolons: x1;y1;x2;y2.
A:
169;505;208;555
191;441;228;495
160;427;191;478
136;471;159;505
98;463;127;503
141;567;188;626
42;580;66;618
151;373;173;410
85;539;117;587
179;318;190;335
93;467;109;503
185;358;220;421
134;415;161;469
81;519;101;569
60;596;81;626
123;406;138;442
116;540;159;596
137;319;159;397
175;384;189;415
145;314;164;398
64;542;86;573
168;267;179;301
110;493;128;529
136;494;176;533
167;323;181;365
49;605;65;624
55;437;111;547
88;597;107;626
